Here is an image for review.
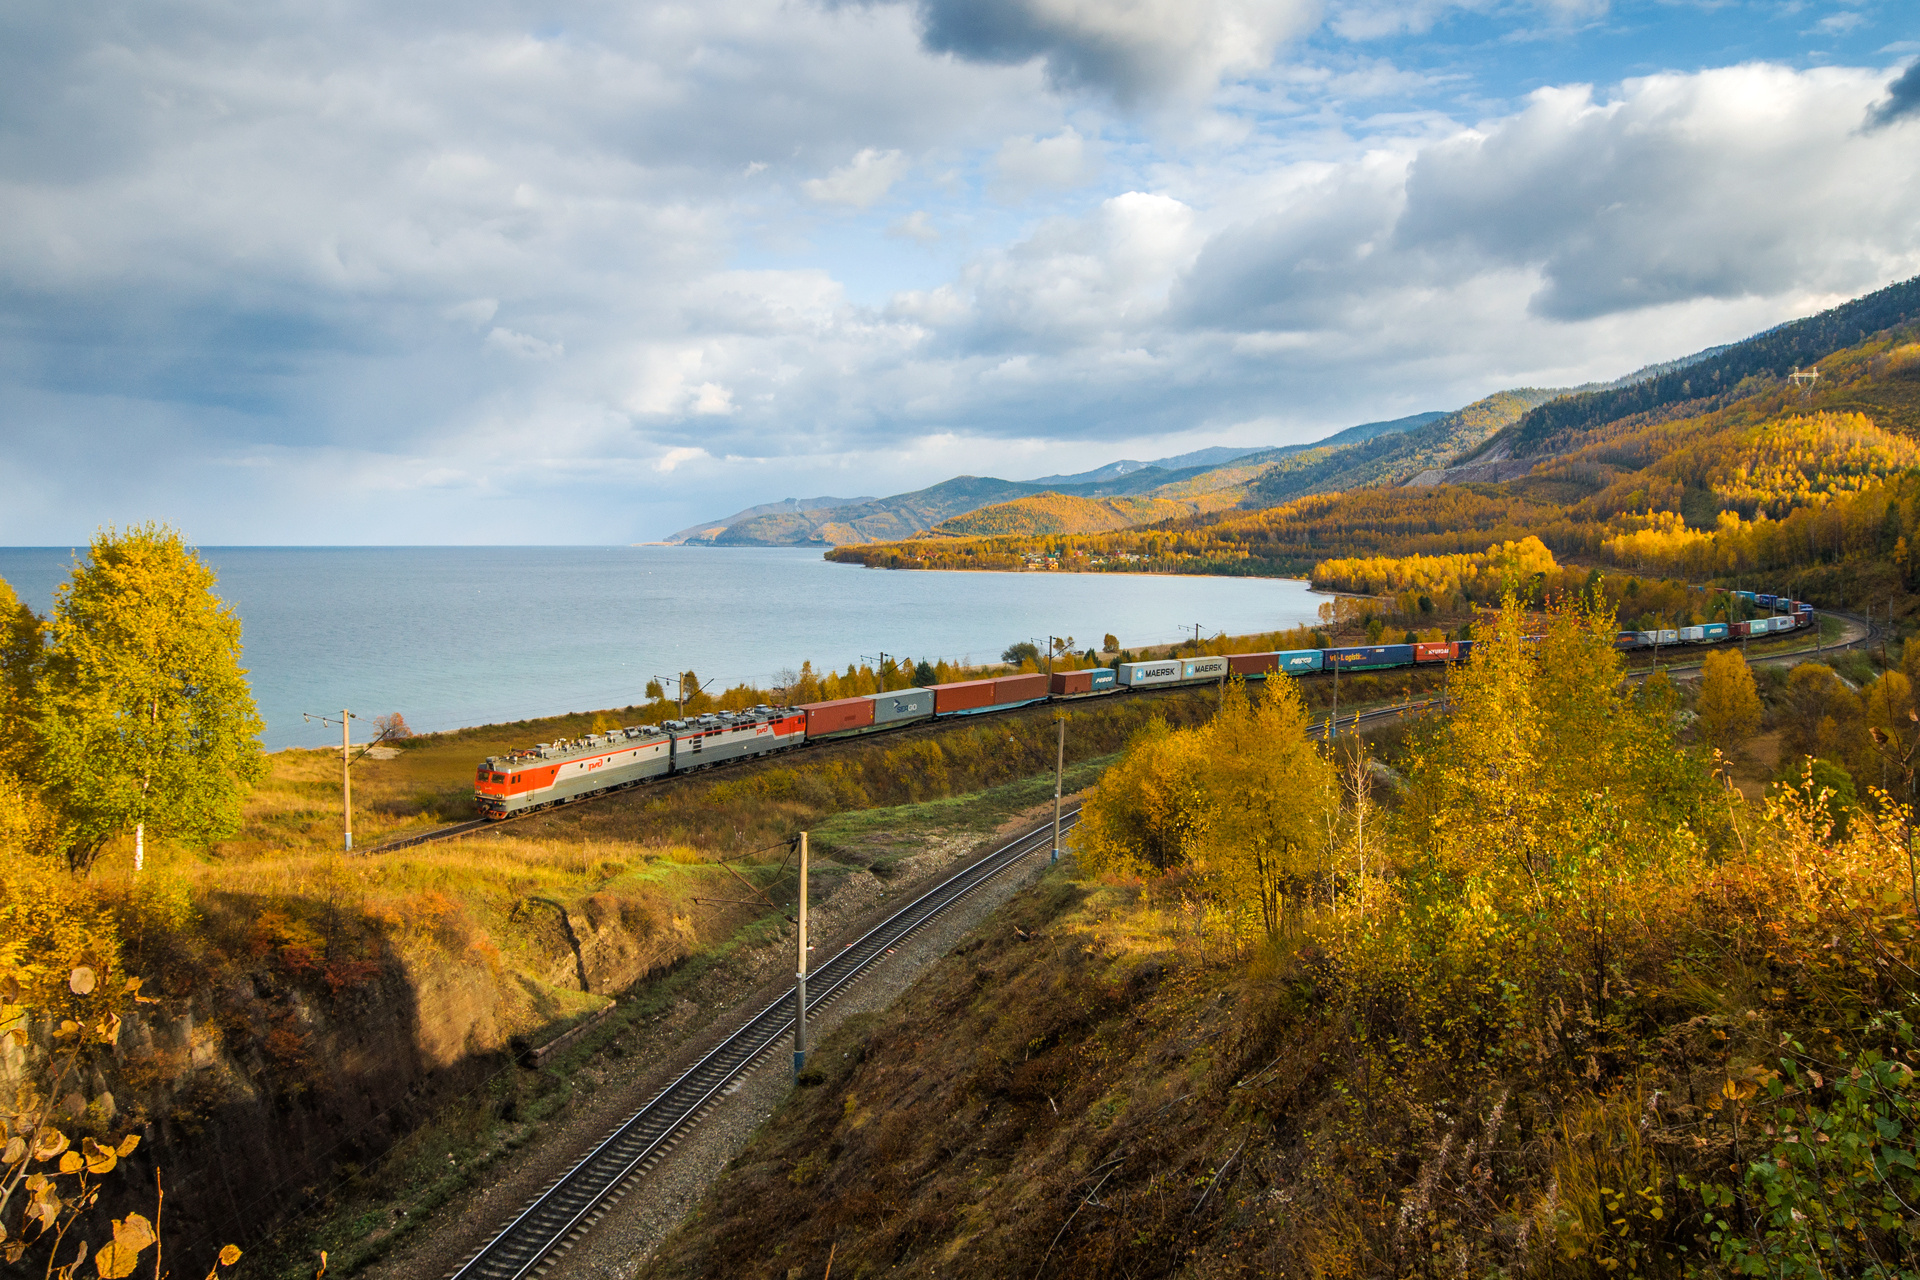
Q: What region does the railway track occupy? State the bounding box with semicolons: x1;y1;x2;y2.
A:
447;805;1081;1280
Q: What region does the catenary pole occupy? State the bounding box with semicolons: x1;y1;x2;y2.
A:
793;831;809;1079
1052;717;1065;864
342;708;353;852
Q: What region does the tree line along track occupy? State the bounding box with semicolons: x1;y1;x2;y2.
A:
445;805;1084;1280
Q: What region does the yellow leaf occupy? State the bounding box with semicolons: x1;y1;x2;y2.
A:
68;968;96;996
219;1244;243;1266
93;1213;154;1279
81;1138;116;1175
2;1136;25;1164
114;1135;140;1158
33;1129;70;1161
59;1150;84;1174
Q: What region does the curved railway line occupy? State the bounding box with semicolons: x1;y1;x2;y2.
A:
438;697;1440;1280
420;612;1880;1278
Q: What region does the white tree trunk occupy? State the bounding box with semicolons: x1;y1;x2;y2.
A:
135;822;144;874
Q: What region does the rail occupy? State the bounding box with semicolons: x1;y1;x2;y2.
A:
446;806;1080;1279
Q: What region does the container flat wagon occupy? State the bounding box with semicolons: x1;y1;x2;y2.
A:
473;582;1816;816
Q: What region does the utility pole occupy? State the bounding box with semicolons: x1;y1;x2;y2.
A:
342;708;352;852
1047;636;1057;679
1051;717;1065;864
793;831;809;1080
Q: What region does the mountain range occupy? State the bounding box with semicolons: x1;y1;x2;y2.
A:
659;291;1901;551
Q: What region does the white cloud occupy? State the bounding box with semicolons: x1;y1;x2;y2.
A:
887;210;941;242
992;127;1103;197
486;327;564;359
802;148;910;207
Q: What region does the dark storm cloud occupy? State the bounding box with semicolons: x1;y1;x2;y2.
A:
900;0;1317;104
1865;61;1920;130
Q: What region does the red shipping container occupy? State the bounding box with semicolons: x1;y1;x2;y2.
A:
993;673;1050;705
1050;670;1094;695
1414;642;1452;663
1228;653;1278;676
932;679;996;714
802;697;875;736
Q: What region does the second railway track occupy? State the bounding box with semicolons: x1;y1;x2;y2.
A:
448;805;1082;1280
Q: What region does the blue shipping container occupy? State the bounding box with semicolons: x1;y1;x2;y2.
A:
1325;644;1416;671
1275;649;1323;674
1701;623;1729;641
1089;668;1117;691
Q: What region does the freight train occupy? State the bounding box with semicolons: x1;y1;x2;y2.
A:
472;588;1816;819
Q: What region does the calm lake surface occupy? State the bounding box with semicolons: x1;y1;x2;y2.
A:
0;546;1326;750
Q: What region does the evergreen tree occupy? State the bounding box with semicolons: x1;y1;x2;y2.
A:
36;525;265;873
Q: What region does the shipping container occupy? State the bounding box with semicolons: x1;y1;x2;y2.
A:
1730;620;1752;638
1049;668;1120;696
802;697;875;736
1756;594;1776;607
1733;590;1757;602
992;673;1051;706
1324;644;1416;671
1679;626;1706;643
872;688;935;725
1117;659;1182;687
1615;631;1644;649
1453;640;1476;661
1701;623;1729;641
1414;641;1452;663
1228;652;1278;677
1275;650;1323;674
1181;656;1231;682
930;679;996;714
1050;670;1094;696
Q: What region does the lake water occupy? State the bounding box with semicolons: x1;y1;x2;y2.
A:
0;546;1326;750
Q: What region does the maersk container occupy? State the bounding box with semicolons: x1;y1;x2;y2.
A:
872;688;934;725
1325;644;1415;671
1228;653;1279;677
992;673;1050;705
1701;623;1729;641
1118;659;1182;687
803;697;874;736
1414;641;1452;663
1181;656;1231;682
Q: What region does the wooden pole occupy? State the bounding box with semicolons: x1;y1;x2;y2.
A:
342;708;353;852
793;831;809;1079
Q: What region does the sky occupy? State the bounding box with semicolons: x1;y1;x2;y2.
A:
2;0;1917;545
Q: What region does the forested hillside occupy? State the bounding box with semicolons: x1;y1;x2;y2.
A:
644;597;1920;1279
831;294;1920;613
1495;273;1920;460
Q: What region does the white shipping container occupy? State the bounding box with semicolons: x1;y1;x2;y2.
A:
1181;656;1230;681
1679;626;1706;642
1657;629;1679;645
1117;660;1183;687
